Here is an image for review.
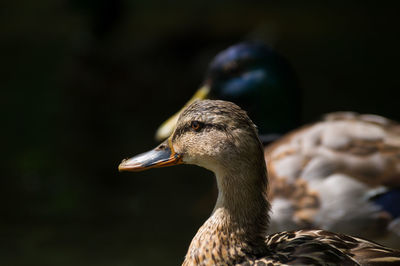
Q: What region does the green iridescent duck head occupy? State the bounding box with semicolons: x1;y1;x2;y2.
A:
155;42;302;142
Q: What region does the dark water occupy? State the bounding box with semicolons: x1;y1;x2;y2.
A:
2;1;400;265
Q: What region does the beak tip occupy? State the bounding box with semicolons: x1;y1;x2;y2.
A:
118;163;125;172
118;159;130;172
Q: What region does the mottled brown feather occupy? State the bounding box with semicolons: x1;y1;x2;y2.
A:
266;112;400;246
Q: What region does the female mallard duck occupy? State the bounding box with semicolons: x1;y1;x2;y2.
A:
120;100;400;265
155;42;400;247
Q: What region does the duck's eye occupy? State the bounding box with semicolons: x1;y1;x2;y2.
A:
223;61;242;76
191;121;203;132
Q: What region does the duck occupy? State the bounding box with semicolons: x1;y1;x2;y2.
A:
154;42;400;247
119;100;400;265
155;42;301;144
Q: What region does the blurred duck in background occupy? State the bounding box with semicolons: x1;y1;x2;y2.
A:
155;42;400;248
156;42;301;145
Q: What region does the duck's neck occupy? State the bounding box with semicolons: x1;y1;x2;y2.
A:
183;164;270;265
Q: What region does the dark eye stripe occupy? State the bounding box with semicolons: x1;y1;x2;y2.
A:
196;123;227;133
172;122;227;141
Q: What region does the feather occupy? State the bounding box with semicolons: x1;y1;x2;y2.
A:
267;112;400;247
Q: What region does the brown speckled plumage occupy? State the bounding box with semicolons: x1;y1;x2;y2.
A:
119;100;400;265
266;112;400;247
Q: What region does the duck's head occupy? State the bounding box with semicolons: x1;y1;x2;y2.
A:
120;100;265;178
155;42;301;141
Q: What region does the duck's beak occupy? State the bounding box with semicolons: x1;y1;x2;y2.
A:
155;84;210;141
118;138;182;172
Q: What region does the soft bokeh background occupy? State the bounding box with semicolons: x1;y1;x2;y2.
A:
2;1;400;265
